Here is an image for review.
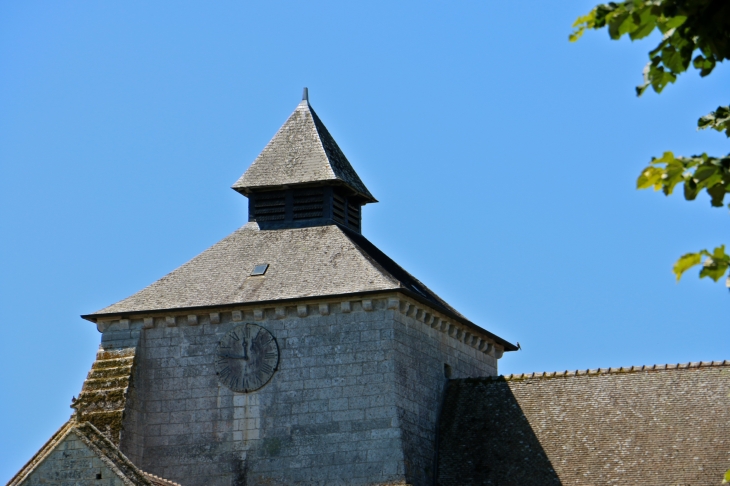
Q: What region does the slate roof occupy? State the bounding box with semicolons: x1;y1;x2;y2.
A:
7;421;180;486
84;223;515;350
437;360;730;486
232;99;375;202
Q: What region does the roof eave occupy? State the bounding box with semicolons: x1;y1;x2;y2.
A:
81;288;516;351
231;180;378;204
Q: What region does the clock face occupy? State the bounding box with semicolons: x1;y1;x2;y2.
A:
215;323;279;393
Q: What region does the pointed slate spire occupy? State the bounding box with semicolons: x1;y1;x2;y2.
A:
232;89;376;203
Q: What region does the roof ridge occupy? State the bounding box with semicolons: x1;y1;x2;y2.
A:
71;421;153;485
141;470;183;486
7;420;75;486
474;360;730;382
7;420;180;486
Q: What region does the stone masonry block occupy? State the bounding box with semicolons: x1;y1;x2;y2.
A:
319;303;329;315
115;300;497;486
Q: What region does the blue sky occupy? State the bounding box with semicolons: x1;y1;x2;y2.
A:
1;1;728;480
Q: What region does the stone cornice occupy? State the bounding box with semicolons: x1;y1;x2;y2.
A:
96;292;504;359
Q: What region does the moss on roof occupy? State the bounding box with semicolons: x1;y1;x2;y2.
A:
437;360;730;485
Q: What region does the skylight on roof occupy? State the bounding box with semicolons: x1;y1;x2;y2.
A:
251;264;269;276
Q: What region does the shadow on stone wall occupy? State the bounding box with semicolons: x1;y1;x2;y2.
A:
436;378;561;486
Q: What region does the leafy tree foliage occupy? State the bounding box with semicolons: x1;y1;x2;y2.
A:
570;0;730;95
699;105;730;137
571;0;730;287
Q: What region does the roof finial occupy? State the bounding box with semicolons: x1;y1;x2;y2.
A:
302;87;309;102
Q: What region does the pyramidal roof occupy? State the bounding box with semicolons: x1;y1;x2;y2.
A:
232;90;375;202
84;223;516;351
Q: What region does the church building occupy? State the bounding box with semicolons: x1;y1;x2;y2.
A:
8;90;730;486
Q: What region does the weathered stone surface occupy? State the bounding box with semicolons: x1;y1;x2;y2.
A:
101;296;496;486
9;421;180;486
71;347;138;446
17;431;127;486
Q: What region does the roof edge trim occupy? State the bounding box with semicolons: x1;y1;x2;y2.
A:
461;359;730;383
81;289;517;351
231;179;378;203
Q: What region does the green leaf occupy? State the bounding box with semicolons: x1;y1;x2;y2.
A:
661;15;687;31
615;13;636;38
629;10;656;40
650;151;675;165
673;253;702;281
650;66;677;93
636;166;663;190
692;50;716;76
692;164;719;183
723;468;730;483
569;11;596;42
661;46;689;74
698;105;730;137
712;245;729;262
699;258;728;282
683;178;699;200
608;12;630;39
707;183;727;207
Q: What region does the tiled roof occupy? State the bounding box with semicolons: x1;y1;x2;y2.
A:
437;360;730;485
88;223;397;314
498;359;730;380
84;223;515;349
232;100;375;202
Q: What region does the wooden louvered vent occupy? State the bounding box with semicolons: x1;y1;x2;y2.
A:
293;189;324;220
248;187;364;234
253;191;286;221
332;192;346;225
347;203;361;231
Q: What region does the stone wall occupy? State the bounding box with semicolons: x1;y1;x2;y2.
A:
19;431;126;486
390;300;498;485
97;292;501;486
119;351;145;466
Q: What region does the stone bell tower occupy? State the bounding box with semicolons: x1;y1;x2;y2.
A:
11;90;516;486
